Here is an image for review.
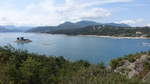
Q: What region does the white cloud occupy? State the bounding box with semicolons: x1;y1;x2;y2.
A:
116;19;144;25
145;24;150;27
80;0;133;8
0;0;133;26
24;0;112;25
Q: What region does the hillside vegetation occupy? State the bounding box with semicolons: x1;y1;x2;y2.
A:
27;21;130;34
48;25;150;37
26;21;150;38
0;45;149;84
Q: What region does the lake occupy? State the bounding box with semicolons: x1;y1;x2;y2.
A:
1;32;150;64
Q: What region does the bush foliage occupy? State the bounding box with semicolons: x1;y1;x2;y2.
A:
0;46;146;84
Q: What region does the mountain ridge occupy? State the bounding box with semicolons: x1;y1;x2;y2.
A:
27;21;130;33
0;25;32;32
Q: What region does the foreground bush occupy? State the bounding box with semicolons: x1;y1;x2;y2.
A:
0;46;146;84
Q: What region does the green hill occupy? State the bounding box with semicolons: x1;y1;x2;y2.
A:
48;25;150;37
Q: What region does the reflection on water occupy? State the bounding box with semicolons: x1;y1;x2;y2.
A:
16;42;31;45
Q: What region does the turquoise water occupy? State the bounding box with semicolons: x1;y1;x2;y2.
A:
1;32;150;64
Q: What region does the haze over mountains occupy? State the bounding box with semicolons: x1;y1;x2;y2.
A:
2;20;150;33
27;21;130;33
0;25;32;32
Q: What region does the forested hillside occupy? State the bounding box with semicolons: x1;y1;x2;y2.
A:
48;25;150;37
27;21;130;33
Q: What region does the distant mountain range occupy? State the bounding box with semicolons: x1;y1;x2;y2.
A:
0;21;131;33
27;21;130;33
0;25;32;32
0;26;11;32
105;23;130;27
26;20;150;37
47;25;150;37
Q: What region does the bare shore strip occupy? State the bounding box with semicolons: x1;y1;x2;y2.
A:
78;35;150;39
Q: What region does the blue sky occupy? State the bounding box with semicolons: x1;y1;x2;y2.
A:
0;0;149;26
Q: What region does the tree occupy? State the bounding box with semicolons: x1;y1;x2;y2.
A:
98;62;105;69
19;56;41;84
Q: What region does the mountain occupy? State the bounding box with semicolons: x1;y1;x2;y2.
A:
0;25;32;32
0;26;11;32
0;26;21;32
26;26;57;33
105;23;130;27
4;25;32;32
27;21;100;32
27;21;129;33
76;21;100;27
47;25;150;37
58;21;100;29
58;22;79;29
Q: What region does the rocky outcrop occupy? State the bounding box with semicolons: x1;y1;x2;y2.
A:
114;55;150;78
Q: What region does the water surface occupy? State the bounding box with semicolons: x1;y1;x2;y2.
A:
1;33;150;64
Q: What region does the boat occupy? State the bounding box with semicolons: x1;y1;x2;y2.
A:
15;37;32;43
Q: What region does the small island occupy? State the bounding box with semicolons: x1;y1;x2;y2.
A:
15;37;32;43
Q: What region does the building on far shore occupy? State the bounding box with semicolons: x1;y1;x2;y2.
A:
136;32;142;35
136;32;142;36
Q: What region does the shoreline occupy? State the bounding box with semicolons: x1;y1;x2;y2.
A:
78;35;150;39
25;32;150;39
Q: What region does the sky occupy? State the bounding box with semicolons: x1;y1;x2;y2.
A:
0;0;149;26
